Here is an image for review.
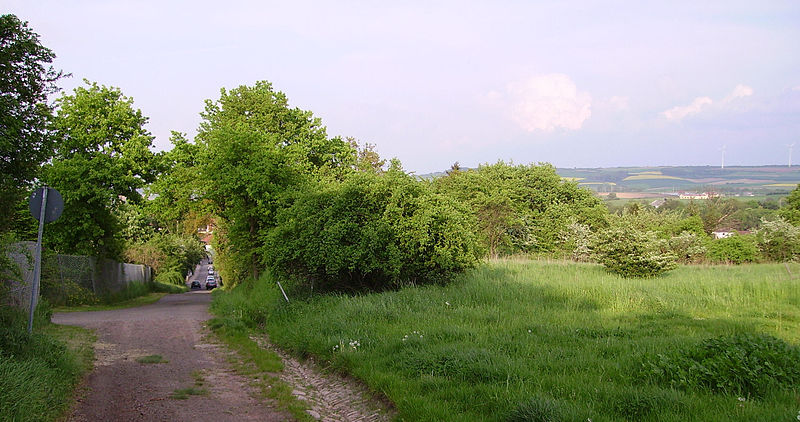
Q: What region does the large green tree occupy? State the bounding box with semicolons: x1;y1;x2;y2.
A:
143;131;208;235
197;81;355;283
433;161;608;256
43;81;156;258
0;14;64;233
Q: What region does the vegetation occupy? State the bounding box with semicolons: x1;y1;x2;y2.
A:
212;260;800;421
0;14;65;235
266;168;481;292
0;301;94;422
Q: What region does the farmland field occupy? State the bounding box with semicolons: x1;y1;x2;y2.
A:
211;260;800;422
555;165;800;194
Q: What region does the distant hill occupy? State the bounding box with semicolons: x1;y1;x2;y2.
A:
418;165;800;195
557;165;800;195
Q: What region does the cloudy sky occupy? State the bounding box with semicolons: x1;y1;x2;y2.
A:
7;1;800;173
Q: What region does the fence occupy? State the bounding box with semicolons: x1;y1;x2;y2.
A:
4;242;153;308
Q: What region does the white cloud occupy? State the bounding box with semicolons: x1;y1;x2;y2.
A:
504;74;592;132
722;84;754;103
661;96;713;121
792;85;800;92
662;84;754;122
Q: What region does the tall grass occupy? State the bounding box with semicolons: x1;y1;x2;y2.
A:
211;260;800;421
0;302;94;422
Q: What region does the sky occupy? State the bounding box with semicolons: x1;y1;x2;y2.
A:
6;1;800;174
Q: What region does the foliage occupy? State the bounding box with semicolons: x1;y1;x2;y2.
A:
779;183;800;225
706;235;759;264
433;161;607;257
0;14;64;233
755;216;800;262
43;81;157;258
265;169;481;292
125;233;204;276
143;132;211;234
558;220;593;261
592;216;677;278
154;269;184;286
641;333;800;398
667;231;707;264
197;81;356;283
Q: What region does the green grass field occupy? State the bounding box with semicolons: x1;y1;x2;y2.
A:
211;260;800;421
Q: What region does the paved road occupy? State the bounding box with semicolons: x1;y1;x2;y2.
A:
53;272;287;421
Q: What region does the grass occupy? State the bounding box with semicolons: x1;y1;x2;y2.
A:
206;314;315;421
136;354;169;364
0;303;95;422
54;280;188;312
170;387;208;400
54;292;168;312
211;260;800;422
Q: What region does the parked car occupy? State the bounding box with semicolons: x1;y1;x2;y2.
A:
205;276;217;290
208;267;214;275
190;280;201;290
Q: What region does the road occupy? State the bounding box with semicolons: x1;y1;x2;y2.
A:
52;268;287;421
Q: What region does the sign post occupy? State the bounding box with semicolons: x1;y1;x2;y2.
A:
27;187;63;333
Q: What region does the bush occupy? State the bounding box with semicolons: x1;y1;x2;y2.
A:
706;235;759;264
264;170;481;292
755;217;800;262
592;223;677;278
640;333;800;398
667;231;707;264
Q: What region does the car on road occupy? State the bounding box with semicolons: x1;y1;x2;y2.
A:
205;276;217;290
190;280;201;290
208;267;214;275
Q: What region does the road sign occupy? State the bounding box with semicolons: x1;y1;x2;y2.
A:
26;187;62;333
28;187;63;223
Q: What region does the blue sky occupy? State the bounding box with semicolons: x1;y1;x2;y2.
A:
7;1;800;173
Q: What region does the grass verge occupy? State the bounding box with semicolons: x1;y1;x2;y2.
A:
207;315;314;421
54;292;168;312
211;260;800;421
0;303;95;422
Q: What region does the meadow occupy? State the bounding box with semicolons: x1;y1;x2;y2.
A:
211;260;800;421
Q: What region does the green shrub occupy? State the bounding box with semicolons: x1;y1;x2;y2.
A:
592;223;677;278
668;231;707;264
265;170;481;292
706;235;759;264
755;217;800;262
640;333;800;398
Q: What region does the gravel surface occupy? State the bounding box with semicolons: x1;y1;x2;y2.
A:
53;290;288;422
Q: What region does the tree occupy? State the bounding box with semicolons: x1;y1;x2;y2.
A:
197;81;355;284
779;184;800;225
433;161;607;256
0;14;65;233
43;81;157;258
144;131;208;234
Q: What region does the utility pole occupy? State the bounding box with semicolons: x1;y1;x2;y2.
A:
720;145;726;170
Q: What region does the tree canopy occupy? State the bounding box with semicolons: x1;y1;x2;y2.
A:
43;81;157;258
0;14;64;233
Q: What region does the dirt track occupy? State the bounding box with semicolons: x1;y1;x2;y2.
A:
53;291;288;422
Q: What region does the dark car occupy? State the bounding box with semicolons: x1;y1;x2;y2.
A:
190;280;201;290
205;276;217;290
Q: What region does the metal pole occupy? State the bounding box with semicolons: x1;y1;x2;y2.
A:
276;279;290;303
28;187;48;333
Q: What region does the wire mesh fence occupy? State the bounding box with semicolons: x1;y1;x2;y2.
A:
4;242;152;308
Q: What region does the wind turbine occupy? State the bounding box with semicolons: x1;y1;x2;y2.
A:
789;143;796;167
720;145;726;170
